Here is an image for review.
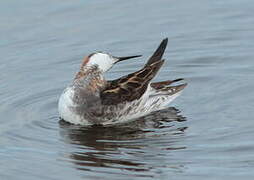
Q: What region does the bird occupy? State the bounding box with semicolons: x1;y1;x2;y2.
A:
58;38;187;126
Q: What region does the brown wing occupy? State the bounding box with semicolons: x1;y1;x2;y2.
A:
100;38;169;105
100;60;165;105
100;38;168;105
150;78;187;96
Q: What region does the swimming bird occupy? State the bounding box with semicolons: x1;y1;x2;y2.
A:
58;38;187;125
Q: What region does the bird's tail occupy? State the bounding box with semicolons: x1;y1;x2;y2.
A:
151;78;187;95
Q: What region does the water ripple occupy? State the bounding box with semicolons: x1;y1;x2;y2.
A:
58;107;187;178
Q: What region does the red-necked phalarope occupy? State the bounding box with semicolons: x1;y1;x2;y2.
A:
58;38;187;125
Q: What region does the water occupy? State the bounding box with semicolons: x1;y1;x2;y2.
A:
1;0;254;179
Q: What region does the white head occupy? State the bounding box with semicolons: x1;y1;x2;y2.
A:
81;52;142;72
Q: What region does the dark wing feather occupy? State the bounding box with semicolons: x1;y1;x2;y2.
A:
101;60;164;105
150;78;187;96
145;38;168;66
150;78;184;89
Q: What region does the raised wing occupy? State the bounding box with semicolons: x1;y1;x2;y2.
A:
145;38;168;66
100;60;164;105
100;38;168;105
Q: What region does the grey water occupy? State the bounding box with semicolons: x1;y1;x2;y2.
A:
1;0;254;179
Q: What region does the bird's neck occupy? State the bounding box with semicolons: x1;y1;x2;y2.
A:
73;65;105;92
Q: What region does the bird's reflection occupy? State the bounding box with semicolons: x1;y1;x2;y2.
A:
59;107;187;174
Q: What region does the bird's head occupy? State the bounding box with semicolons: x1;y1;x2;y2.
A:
81;52;142;72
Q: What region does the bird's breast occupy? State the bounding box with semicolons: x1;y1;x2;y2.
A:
58;87;91;125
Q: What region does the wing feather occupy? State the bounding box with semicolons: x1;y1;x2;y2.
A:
145;38;168;66
101;60;164;105
100;38;168;105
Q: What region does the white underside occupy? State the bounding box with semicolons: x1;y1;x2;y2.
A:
58;85;182;126
58;87;92;125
